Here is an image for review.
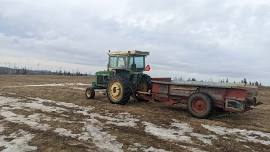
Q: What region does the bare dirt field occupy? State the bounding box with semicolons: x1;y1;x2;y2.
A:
0;75;269;152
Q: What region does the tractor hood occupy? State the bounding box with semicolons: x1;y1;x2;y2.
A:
95;70;112;76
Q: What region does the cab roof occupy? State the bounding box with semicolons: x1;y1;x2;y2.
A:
109;50;150;56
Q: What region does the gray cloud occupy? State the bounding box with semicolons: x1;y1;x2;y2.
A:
0;0;270;84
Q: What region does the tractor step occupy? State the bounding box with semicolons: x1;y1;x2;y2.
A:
137;91;151;95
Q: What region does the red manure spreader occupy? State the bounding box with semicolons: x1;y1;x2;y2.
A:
139;78;260;118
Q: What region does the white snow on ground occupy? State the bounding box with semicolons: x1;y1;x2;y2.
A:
0;96;69;114
83;119;124;152
143;121;193;143
6;92;16;95
24;83;66;87
1;95;270;152
72;87;86;91
0;129;37;152
29;98;138;128
190;133;217;145
202;124;270;145
143;119;217;145
53;123;124;152
75;83;90;86
0;96;131;152
4;83;90;88
144;119;270;147
54;128;78;138
91;112;140;127
29;97;94;112
0;111;50;131
128;143;170;152
144;147;170;152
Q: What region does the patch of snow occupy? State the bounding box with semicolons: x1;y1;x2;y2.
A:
143;121;193;143
51;117;81;124
0;111;50;131
92;112;139;127
51;111;136;152
30;97;94;112
25;83;66;87
72;87;86;91
4;82;90;88
0;96;69;114
0;96;21;105
54;128;78;138
144;146;170;152
1;96;94;118
202;124;270;145
127;147;138;151
6;92;16;95
75;83;90;86
83;118;123;152
24;101;68;113
128;143;170;152
0;129;37;152
190;133;217;145
143;119;217;145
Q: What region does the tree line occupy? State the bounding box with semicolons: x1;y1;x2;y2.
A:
0;66;90;76
173;77;263;86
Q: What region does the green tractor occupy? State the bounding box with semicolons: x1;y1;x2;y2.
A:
85;50;152;104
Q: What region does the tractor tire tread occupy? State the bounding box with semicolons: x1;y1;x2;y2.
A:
107;76;131;105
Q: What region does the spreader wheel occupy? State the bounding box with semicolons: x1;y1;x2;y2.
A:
107;76;131;105
85;87;95;99
188;93;212;118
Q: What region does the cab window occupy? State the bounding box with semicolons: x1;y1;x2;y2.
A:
109;56;117;68
117;57;126;68
134;56;144;68
109;56;127;68
129;56;145;69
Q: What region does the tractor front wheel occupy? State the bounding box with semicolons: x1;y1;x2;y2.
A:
107;76;131;105
85;87;95;99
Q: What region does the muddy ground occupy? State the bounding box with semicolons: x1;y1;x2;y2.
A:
0;75;269;152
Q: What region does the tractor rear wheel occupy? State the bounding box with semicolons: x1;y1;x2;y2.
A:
85;87;95;99
188;93;212;118
135;74;152;101
107;76;131;105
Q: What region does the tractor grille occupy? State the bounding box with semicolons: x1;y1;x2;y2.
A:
97;76;104;84
97;75;109;85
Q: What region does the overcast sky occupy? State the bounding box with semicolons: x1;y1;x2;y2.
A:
0;0;269;84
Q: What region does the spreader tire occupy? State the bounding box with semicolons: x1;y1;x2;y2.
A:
85;87;95;99
107;76;131;105
188;93;212;118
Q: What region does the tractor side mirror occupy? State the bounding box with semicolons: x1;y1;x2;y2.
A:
144;65;151;71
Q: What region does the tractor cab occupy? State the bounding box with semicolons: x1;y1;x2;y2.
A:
108;51;149;72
